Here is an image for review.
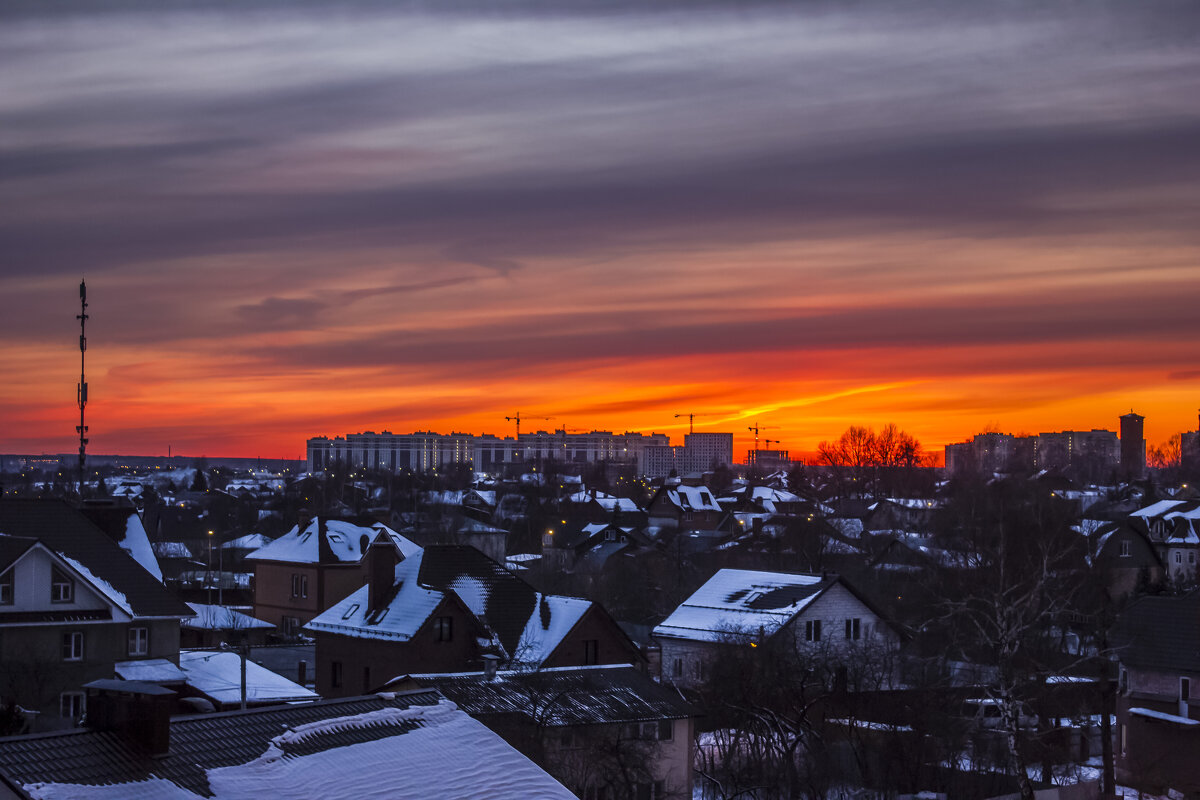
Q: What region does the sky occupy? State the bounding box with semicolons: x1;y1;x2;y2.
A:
2;0;1199;462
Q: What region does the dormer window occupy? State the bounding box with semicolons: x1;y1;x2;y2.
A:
0;569;12;605
51;567;74;604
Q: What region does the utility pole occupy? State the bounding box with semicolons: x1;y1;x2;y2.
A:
76;281;89;497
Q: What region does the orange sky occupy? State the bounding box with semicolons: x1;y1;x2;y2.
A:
2;2;1198;462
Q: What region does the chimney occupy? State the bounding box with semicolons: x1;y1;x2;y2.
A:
365;534;398;612
482;654;500;681
84;680;175;757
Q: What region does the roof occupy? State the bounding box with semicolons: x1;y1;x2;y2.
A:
114;659;187;684
306;546;604;666
220;534;271;551
182;604;274;632
389;665;695;727
178;650;318;706
653;568;833;642
0;692;573;799
1111;592;1200;673
0;500;192;619
0;535;38;573
654;485;721;513
246;517;420;565
78;501;163;582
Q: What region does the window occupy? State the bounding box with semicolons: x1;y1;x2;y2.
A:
331;661;343;688
672;658;683;678
804;619;822;642
691;658;706;680
1183;677;1192;701
1177;553;1184;564
657;719;674;741
291;574;308;599
845;618;861;641
1119;540;1131;557
583;639;599;665
434;615;453;642
62;631;84;661
0;569;12;605
283;616;301;636
51;567;74;603
127;627;149;657
60;692;85;720
1191;552;1196;565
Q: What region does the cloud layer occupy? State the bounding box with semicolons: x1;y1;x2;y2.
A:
2;0;1198;457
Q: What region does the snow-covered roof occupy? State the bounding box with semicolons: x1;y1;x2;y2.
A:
1129;706;1200;726
183;603;274;631
658;485;721;513
152;542;193;559
1;696;574;799
247;518;420;564
307;551;443;642
179;650;318;705
115;658;187;684
1131;499;1187;519
513;595;592;666
653;569;831;643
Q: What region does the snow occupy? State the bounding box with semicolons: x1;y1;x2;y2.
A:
222;534;271;551
1132;500;1186;518
1129;706;1200;726
178;650;317;705
513;594;591;666
653;568;826;642
247;519;420;564
58;554;133;616
305;551;442;641
447;575;490;617
152;542;193;559
662;485;721;513
183;603;274;631
115;658;187;683
117;513;163;582
24;700;572;799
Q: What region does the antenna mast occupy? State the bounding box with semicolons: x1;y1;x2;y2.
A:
76;281;89;496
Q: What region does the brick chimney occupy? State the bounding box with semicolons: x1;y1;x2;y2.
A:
84;680;175;757
365;533;399;612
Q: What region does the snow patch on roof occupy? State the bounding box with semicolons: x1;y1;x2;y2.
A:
59;553;132;616
179;650;317;705
514;595;591;666
653;568;827;643
118;513;162;582
183;603;274;631
305;551;441;641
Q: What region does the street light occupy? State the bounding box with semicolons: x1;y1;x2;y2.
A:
206;530;214;606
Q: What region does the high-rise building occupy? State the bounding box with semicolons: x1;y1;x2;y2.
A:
1120;412;1146;480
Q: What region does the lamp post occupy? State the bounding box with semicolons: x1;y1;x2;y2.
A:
206;530;214;605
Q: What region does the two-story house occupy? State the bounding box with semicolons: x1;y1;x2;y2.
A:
305;544;642;698
246;516;421;635
0;500;193;731
653;568;901;690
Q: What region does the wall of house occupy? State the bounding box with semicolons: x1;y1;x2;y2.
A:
3;548;111;614
313;599;481;697
253;562;321;628
657;638;714;690
320;564;366;611
0;618;180;731
540;607;639;670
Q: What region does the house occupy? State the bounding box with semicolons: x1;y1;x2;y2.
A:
1132;500;1200;586
0;499;194;731
0;683;575;799
385;664;696;800
646;484;723;537
1088;521;1164;597
305;544;642;698
245;516;421;635
1110;593;1200;797
652;568;901;690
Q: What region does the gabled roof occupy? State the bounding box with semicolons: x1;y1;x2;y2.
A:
246;517;420;565
388;665;695;727
1111;592;1200;673
306;545;614;667
653;568;834;643
0;500;191;618
78;500;162;582
651;485;721;514
0;691;573;799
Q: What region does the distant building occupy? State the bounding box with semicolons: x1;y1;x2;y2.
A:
306;429;669;474
945;419;1138;480
642;432;735;478
1121;412;1146;480
1181;409;1200;472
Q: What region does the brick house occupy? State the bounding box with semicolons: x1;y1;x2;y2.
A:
305;544;642;697
246;516;420;635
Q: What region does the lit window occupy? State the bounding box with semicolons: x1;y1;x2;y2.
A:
128;627;149;656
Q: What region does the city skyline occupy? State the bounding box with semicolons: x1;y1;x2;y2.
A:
3;0;1199;459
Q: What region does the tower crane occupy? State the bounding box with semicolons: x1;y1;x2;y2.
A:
505;412;553;439
674;412;715;435
747;423;779;452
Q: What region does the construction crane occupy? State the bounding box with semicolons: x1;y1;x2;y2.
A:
747;423;779;452
674;412;715;435
764;438;781;450
505;412;553;439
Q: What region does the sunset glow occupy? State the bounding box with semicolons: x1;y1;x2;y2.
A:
2;1;1198;461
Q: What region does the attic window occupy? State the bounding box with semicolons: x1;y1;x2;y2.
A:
342;603;360;620
51;567;74;604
